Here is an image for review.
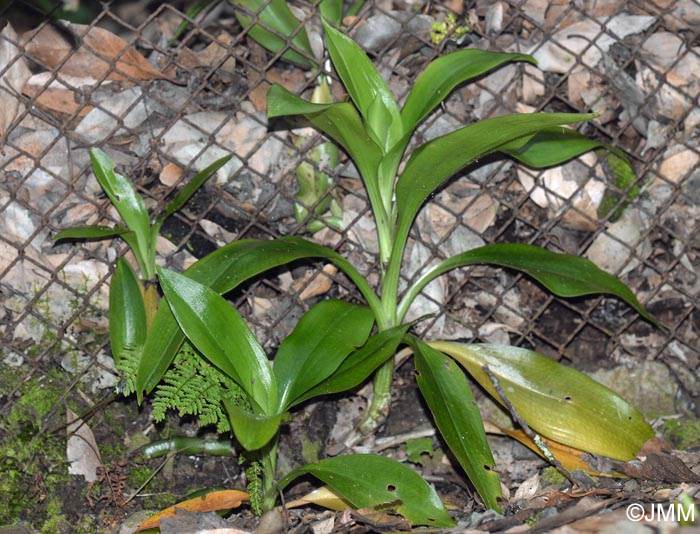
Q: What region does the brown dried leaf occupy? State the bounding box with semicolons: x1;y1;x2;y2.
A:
23;72;95;117
0;23;32;139
195;33;237;73
613;453;700;484
23;22;167;81
137;490;249;531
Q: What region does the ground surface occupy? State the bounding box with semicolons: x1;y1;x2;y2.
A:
0;0;699;533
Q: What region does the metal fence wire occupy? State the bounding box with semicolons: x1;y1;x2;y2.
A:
0;0;698;526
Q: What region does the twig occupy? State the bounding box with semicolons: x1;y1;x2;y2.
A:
372;428;436;453
481;364;580;487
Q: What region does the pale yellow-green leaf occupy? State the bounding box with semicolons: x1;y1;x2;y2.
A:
430;342;653;461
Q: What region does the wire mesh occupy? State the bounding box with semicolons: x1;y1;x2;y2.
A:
0;0;698;527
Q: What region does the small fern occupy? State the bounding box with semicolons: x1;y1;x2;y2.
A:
245;459;265;515
115;344;140;396
149;341;249;433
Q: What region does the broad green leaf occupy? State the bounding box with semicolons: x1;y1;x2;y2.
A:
274;300;374;410
401;50;536;133
53;224;127;241
322;21;403;152
409;338;501;511
267;84;390;237
158;154;233;224
430;342;654;461
400;243;656;325
89;148;151;272
277;455;455;527
498;126;623;168
394;113;595;247
386;113;596;304
109;257;147;365
223;399;283;451
267;84;383;196
136;237;380;398
158;268;277;415
230;0;315;67
319;0;343;24
294;323;411;404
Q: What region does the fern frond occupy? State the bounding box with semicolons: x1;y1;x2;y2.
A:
151;340;249;433
115;344;141;396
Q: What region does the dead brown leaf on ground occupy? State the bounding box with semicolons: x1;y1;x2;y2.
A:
23;22;168;82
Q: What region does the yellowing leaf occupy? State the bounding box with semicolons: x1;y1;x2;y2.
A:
431;342;654;461
284;486;352;511
502;428;621;477
136;489;249;531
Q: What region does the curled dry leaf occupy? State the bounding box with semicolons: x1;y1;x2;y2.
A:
23;22;168;82
137;489;249;531
0;23;32;139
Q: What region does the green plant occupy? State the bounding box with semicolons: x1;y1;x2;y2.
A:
156;267;453;524
293;77;343;233
228;0;365;67
54;149;230;365
130;22;657;513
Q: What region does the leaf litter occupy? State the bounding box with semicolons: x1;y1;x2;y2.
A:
0;0;698;532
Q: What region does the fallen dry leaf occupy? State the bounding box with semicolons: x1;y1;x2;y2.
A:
284;485;352;512
23;22;168;82
66;408;102;482
485;422;620;477
0;23;32;139
23;72;96;117
137;489;249;531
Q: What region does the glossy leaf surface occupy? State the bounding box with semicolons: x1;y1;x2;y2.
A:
158;268;277;414
109;257;146;365
274;300;374;409
410;338;501;511
53;224;127;241
278;455;455;527
322;21;402;152
229;0;315;66
401;49;536;133
294;323;411;404
89;148;151;273
402;243;655;324
498;126;624;168
223;400;284;451
135;237;379;397
267;84;383;195
393;113;595;250
431;342;654;460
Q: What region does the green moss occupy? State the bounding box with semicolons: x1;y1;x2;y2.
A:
299;435;321;465
664;418;700;450
128;465;156;488
541;466;567;487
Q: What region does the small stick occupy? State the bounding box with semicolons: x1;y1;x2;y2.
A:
482;364;580;488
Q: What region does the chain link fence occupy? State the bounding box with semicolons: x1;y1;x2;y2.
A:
0;0;698;528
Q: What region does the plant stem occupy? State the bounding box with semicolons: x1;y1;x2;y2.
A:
357;357;393;435
261;435;279;512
